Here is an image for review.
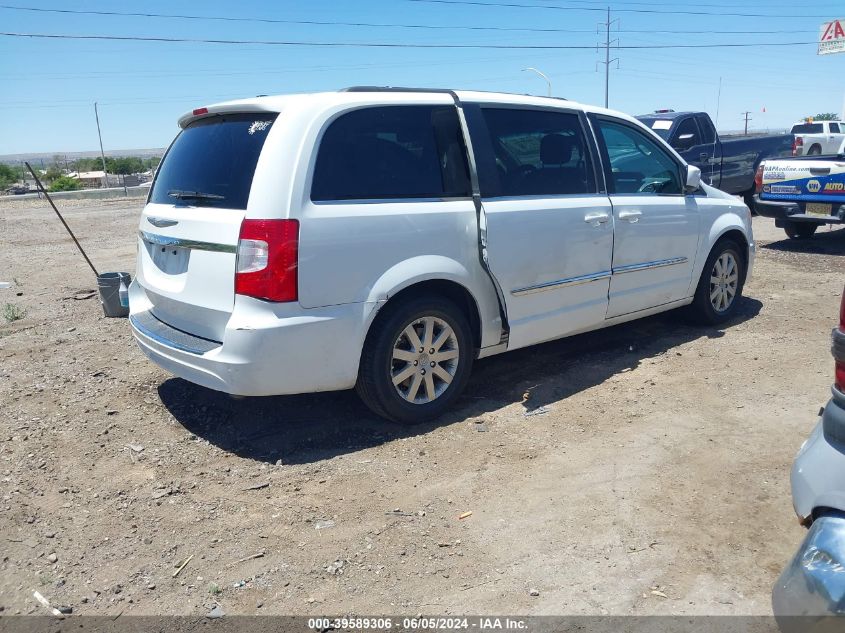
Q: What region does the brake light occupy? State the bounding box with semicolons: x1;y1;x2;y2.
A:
837;287;845;391
192;107;208;116
235;219;299;302
754;164;764;193
793;136;803;156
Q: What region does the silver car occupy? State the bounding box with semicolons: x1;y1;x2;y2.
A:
772;285;845;630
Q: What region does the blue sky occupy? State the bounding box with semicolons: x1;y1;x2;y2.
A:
1;0;844;155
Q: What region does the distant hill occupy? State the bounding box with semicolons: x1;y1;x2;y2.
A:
0;148;166;164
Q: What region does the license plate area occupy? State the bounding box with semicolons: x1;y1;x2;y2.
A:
805;203;832;217
145;240;190;275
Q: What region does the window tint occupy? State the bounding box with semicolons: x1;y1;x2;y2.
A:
830;123;841;133
479;108;595;196
151;113;277;210
311;106;470;201
596;119;683;195
790;123;824;134
696;115;716;144
672;117;701;148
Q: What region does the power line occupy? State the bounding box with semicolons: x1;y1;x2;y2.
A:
406;0;833;19
0;32;819;49
0;5;814;35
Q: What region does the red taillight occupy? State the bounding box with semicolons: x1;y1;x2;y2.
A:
235;219;299;302
792;136;803;156
192;107;208;116
754;164;764;193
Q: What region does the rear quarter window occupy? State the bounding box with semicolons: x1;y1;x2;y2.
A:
150;113;277;210
310;105;470;201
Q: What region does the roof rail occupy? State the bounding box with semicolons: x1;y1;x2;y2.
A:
341;86;567;100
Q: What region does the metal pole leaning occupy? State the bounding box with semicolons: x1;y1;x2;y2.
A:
25;162;99;277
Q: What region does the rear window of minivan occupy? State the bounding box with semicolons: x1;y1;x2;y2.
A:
150;113;277;210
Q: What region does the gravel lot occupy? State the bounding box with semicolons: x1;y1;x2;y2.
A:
0;197;843;617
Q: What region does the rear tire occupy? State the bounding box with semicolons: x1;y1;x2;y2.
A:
808;145;822;156
356;295;474;424
688;240;745;325
743;188;758;216
784;222;818;239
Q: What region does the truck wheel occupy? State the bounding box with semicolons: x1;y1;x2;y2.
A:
784;222;818;239
743;189;758;216
688;240;745;325
808;145;822;156
356;295;473;424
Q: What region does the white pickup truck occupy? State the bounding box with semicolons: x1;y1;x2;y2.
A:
791;120;845;156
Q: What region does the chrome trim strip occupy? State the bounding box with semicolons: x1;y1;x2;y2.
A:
139;230;236;254
511;270;611;296
129;313;218;356
612;256;688;275
147;217;179;228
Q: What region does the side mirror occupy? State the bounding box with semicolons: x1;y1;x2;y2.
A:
685;165;702;193
673;133;696;151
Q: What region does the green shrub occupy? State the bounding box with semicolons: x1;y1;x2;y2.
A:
48;176;82;192
3;303;26;322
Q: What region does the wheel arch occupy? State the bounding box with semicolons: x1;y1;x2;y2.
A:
364;257;486;351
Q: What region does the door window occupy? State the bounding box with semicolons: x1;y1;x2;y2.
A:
478;108;595;197
671;117;701;151
311;106;470;201
830;123;841;133
596;119;683;195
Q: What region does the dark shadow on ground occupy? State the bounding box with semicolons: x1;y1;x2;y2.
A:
760;224;845;256
159;297;763;465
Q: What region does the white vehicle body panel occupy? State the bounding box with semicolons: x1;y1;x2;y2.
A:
130;89;754;397
792;120;845;156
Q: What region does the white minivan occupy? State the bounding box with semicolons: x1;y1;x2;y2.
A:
130;87;754;423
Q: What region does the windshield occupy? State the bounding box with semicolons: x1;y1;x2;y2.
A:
150;113;277;210
790;123;823;134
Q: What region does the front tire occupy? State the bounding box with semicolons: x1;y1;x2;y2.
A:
784;221;818;239
688;240;745;325
356;295;474;424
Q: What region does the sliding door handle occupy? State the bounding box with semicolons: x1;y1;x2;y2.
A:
584;211;610;225
618;210;642;223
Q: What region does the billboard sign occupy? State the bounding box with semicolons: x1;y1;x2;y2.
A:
819;19;845;55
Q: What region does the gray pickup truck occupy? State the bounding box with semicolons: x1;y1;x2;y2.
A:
636;110;793;207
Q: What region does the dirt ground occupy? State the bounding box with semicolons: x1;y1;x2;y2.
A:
0;196;843;618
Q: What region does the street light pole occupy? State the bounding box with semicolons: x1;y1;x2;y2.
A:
94;102;109;189
522;67;551;97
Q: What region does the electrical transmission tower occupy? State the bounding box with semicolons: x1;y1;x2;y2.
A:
597;7;620;108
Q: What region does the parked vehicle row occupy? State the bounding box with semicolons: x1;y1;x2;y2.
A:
635;109;793;207
129;88;754;424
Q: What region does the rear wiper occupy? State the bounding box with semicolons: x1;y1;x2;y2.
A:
167;190;225;201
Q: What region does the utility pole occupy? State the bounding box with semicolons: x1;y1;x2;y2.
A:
742;111;752;135
597;7;619;108
94;102;109;189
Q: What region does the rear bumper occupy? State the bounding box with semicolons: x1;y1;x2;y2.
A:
790;386;845;522
129;282;378;396
772;512;845;624
754;196;845;226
